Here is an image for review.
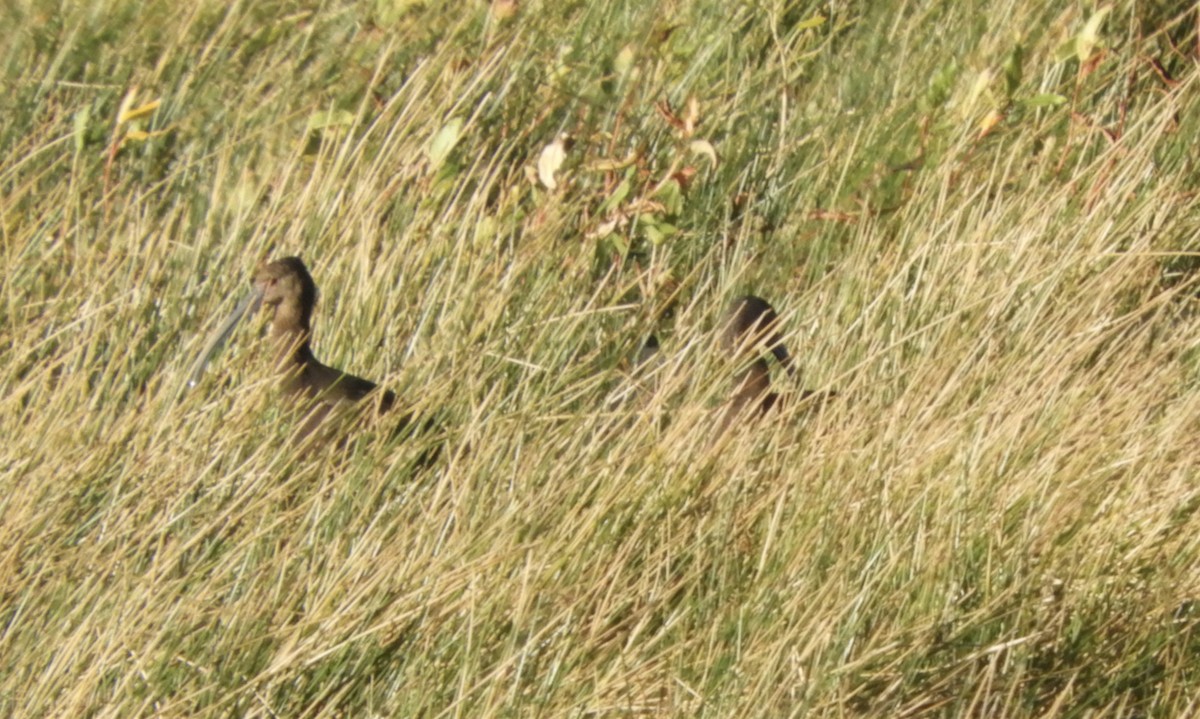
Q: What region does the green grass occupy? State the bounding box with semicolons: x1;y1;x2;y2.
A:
4;0;1200;716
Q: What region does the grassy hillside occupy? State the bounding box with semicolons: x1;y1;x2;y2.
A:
4;0;1200;716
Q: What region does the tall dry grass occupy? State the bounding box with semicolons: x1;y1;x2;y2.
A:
3;0;1200;716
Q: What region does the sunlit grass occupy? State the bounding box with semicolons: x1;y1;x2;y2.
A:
3;0;1200;716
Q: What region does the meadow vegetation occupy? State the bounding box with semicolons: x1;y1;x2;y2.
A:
3;0;1200;715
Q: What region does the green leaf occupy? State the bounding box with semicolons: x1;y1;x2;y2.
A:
1055;7;1111;64
1077;7;1110;61
597;177;633;216
433;159;462;188
374;0;423;25
305;110;355;132
794;14;826;31
608;233;630;257
426;117;464;169
1003;43;1023;98
73;105;90;155
653;179;684;216
1053;39;1078;64
476;215;497;243
640;217;678;246
926;59;958;109
1022;93;1067;108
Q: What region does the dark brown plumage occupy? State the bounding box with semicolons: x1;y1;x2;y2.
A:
712;294;832;440
244;256;446;462
719;295;794;378
252;256;395;428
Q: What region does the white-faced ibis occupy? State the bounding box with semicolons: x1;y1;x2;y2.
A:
625;294;802;439
719;295;795;379
634;334;662;370
712;294;833;439
189;256;397;441
712;295;787;438
251;256;395;414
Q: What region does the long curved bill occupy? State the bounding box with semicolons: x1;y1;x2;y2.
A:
187;287;263;389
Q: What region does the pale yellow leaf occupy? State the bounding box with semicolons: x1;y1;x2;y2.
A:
794;14;826;31
614;45;636;76
1077;6;1110;61
426;117;464;168
537;136;568;190
977;110;1003;138
119;99;161;124
587;217;621;240
491;0;518;20
688;139;718;168
306;109;355;132
115;88;138;125
683;96;699;135
585;151;640;173
124;127;172;142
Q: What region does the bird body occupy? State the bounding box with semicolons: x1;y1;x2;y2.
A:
713;294;835;440
189;255;440;460
252;256;396;414
720;295;795;378
713;356;778;439
626;294;806;440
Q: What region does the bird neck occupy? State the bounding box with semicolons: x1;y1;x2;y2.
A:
732;359;771;401
269;299;315;368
